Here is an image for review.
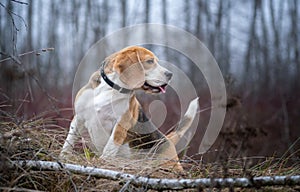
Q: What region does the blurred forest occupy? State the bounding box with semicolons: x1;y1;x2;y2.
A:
0;0;299;161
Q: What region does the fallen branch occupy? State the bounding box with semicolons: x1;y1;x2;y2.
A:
9;160;300;190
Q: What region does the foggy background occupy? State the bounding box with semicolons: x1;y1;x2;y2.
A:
1;0;299;161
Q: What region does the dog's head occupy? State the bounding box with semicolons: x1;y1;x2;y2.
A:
104;46;172;94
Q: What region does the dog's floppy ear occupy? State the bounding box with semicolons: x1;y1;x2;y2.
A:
113;49;145;89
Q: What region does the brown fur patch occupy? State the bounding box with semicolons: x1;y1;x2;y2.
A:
113;96;139;145
75;71;101;102
118;97;182;170
110;46;157;72
105;46;183;170
113;125;128;145
102;46;158;89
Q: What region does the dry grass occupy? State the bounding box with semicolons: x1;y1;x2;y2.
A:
0;109;185;191
0;104;299;191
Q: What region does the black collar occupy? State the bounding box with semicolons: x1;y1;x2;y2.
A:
100;61;132;94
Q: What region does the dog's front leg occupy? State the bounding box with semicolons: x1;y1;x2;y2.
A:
101;124;127;159
60;115;83;159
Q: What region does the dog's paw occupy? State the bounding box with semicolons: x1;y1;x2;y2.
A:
100;149;118;159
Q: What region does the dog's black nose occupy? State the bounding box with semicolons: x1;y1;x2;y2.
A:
164;71;173;80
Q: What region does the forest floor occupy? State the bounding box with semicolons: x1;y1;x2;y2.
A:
0;110;299;192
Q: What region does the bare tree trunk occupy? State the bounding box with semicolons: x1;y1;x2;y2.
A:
2;0;16;55
162;0;167;25
223;0;231;75
145;0;150;23
196;0;203;40
204;1;211;43
45;1;60;88
35;0;42;77
243;0;258;86
121;0;127;27
259;0;270;90
162;0;169;61
269;0;282;87
184;1;190;32
82;1;91;45
289;0;299;89
27;0;33;52
215;0;224;72
0;0;18;99
144;0;151;50
102;0;109;36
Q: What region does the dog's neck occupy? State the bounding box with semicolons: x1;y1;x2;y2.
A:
100;66;133;94
97;72;134;96
91;72;141;135
95;72;135;112
108;72;132;91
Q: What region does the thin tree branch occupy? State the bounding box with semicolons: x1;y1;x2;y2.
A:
11;0;29;5
0;2;28;30
0;48;55;63
9;160;300;190
0;187;42;192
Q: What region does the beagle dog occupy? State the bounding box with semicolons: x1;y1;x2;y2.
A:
60;46;199;170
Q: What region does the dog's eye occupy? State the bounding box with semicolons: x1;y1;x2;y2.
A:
146;59;154;64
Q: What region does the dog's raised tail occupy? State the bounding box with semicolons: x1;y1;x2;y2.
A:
166;97;199;145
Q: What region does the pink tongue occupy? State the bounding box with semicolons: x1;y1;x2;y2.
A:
159;86;166;93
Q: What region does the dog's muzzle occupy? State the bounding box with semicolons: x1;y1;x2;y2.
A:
142;71;172;94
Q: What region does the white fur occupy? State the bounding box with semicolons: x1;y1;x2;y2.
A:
145;63;170;87
60;64;171;158
60;56;197;162
60;72;132;158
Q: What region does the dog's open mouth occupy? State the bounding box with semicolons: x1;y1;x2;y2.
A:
142;82;168;93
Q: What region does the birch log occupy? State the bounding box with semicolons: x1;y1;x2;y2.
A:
9;160;300;190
